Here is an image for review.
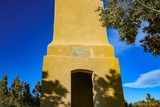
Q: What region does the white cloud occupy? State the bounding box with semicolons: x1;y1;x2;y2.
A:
123;69;160;88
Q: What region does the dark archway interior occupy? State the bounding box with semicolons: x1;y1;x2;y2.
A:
71;70;93;107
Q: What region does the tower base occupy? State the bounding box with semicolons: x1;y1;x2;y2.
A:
41;44;125;107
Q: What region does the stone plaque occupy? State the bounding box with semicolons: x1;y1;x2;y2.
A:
71;48;91;57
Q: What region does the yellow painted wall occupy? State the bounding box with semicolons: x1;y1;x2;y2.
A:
52;0;109;45
41;0;125;107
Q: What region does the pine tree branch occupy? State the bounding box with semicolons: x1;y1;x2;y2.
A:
137;0;160;13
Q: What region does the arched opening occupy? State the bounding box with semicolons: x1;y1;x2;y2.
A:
71;70;93;107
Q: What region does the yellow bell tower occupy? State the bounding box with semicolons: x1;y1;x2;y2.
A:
41;0;125;107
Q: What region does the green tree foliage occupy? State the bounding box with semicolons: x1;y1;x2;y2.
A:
126;93;160;107
0;76;41;107
32;81;41;107
0;75;10;107
97;0;160;56
0;75;8;96
146;93;155;102
128;103;133;107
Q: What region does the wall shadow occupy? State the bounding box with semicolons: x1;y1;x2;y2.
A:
41;69;125;107
93;69;125;107
41;71;70;107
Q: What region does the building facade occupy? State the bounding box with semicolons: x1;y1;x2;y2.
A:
41;0;125;107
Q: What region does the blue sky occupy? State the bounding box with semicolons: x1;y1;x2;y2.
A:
0;0;160;103
108;28;160;102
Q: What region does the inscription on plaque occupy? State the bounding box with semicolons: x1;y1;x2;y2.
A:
71;48;91;57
